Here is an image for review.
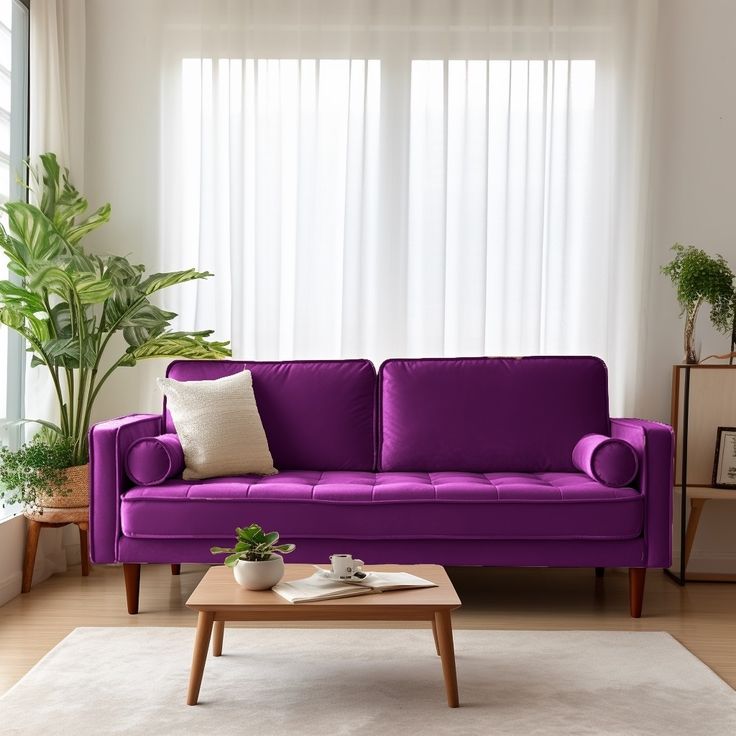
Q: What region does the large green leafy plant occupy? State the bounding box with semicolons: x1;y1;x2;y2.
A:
661;243;736;364
0;153;231;467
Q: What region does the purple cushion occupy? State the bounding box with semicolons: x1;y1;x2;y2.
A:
572;433;639;487
120;470;642;541
379;357;610;472
125;434;185;486
164;360;376;471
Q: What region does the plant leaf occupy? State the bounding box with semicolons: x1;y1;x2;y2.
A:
0;417;64;436
65;203;111;245
224;553;241;568
138;269;213;296
4;202;67;263
272;544;296;554
209;546;235;555
118;331;231;367
263;531;279;546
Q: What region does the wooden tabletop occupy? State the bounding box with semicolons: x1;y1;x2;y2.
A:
186;564;460;617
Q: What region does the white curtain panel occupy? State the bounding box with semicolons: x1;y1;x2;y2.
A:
24;0;86;580
157;0;656;413
28;0;86;427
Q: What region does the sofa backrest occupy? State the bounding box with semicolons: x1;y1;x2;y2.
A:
378;356;610;473
165;359;376;471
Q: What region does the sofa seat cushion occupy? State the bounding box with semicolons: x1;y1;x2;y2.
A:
120;471;643;542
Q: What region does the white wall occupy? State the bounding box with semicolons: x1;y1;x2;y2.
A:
82;1;168;423
644;0;736;572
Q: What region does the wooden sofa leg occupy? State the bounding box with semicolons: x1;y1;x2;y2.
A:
595;567;605;578
629;568;646;618
123;564;141;615
171;564;181;575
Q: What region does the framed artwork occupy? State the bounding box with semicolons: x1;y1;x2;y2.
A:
712;426;736;488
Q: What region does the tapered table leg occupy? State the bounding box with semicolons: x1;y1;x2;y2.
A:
434;610;459;707
212;620;225;657
187;611;214;705
431;618;440;656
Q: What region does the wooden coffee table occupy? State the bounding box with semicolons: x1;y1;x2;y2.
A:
185;564;461;707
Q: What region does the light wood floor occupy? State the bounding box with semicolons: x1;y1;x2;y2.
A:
1;563;735;695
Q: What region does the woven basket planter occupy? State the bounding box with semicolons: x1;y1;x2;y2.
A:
37;463;90;510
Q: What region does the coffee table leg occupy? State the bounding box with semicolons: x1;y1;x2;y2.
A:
187;611;214;705
434;610;459;708
431;618;440;656
212;620;225;657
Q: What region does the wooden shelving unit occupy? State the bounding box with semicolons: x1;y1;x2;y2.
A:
667;364;736;584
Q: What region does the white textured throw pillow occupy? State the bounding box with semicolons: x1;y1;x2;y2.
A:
157;369;276;480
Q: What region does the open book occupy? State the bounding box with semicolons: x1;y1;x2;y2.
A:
272;567;438;604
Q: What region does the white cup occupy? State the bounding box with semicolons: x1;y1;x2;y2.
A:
330;554;364;580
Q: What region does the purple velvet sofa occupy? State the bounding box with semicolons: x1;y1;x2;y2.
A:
89;356;674;617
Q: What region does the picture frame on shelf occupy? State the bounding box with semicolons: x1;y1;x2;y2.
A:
712;426;736;488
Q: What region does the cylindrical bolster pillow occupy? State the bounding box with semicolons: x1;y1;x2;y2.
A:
125;433;185;486
572;433;639;488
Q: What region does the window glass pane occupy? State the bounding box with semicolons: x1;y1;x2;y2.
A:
0;0;11;423
0;25;9;70
0;0;28;520
0;69;9;112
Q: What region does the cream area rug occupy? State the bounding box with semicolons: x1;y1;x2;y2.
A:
1;628;734;735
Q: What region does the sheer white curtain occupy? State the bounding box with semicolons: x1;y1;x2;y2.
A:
28;0;86;428
21;0;86;582
155;0;658;413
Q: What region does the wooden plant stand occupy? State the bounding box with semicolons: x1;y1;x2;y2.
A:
22;507;90;593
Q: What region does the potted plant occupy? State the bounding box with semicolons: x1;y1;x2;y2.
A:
211;523;296;590
0;433;76;514
0;153;231;514
661;243;735;364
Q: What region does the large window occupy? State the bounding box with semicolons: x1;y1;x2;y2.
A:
0;0;29;520
168;54;603;360
156;2;655;414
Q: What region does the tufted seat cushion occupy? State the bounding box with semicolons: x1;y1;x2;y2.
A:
120;471;643;542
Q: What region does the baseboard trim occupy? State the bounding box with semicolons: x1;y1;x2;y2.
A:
64;541;81;566
672;551;736;575
0;570;22;607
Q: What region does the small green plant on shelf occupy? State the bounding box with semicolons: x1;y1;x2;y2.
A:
661;243;735;364
210;523;296;566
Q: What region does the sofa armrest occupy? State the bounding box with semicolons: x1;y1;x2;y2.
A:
610;417;674;567
89;414;162;563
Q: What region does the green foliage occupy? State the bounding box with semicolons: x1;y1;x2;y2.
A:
661;243;735;333
0;153;232;466
0;436;74;514
211;523;296;566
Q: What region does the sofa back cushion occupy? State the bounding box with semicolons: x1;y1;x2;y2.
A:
165;359;376;471
379;357;610;472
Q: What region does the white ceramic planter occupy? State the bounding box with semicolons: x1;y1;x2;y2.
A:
233;555;285;590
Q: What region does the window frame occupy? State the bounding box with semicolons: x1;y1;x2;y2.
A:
0;0;29;521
